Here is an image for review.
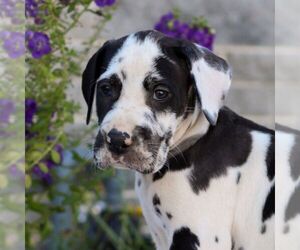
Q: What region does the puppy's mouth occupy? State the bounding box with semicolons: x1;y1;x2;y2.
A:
93;142;169;174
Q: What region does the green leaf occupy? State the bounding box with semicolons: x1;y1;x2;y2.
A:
30;151;43;162
25;175;32;189
39;162;49;173
51;150;61;164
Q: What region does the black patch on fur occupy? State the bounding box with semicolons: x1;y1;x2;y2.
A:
266;135;275;181
261;224;266;234
276;124;300;135
236;172;241;184
231;239;235;250
188;108;257;193
137;179;141;187
153;152;188;182
167;38;229;73
262;184;275;222
143;56;191;117
283;224;290;234
183;85;197;119
96;74;123;123
201;47;229;72
82;36;127;124
285;183;300;223
166;212;173;220
289;135;300;181
238;247;244;250
170;227;200;250
155;207;161;216
165;130;172;146
215;236;219;243
133;126;152;141
135;30;163;43
222;93;226;100
121;70;127;81
153;194;161;206
153;164;169;181
153;108;274;191
94;131;105;152
276;124;300;180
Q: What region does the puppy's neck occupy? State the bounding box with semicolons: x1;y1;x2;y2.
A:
170;107;210;153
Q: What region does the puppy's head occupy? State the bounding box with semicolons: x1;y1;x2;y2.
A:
82;30;231;174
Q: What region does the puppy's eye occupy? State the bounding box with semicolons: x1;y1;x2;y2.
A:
153;86;170;101
100;83;112;96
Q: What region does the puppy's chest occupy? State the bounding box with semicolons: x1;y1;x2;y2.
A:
134;170;197;239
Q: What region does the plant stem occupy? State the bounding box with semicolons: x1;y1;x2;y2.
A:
64;4;90;34
29;131;63;168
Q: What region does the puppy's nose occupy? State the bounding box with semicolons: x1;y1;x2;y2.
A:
107;128;132;154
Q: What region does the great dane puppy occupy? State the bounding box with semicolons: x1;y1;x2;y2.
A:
82;30;275;250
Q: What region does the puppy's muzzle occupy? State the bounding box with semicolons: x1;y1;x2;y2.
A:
106;128;132;155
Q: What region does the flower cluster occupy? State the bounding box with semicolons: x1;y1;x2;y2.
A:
25;98;63;185
0;31;25;58
25;98;37;125
0;99;15;125
25;0;46;24
25;1;52;58
26;30;51;58
0;0;23;24
94;0;116;7
154;11;215;50
0;99;15;137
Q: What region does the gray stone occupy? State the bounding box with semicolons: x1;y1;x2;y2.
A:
226;83;274;116
102;0;274;45
226;47;274;82
276;0;300;46
276;50;300;82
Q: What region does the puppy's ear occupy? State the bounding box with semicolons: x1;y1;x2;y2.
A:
175;42;231;126
82;41;110;125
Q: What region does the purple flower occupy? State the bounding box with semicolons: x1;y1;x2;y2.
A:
1;31;25;58
25;98;37;124
160;12;174;23
94;0;116;7
188;28;215;50
154;11;215;50
154;12;175;34
0;0;22;23
44;159;55;169
25;0;38;17
9;164;24;179
0;99;15;124
0;30;10;40
26;30;51;58
25;0;46;24
32;165;52;185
